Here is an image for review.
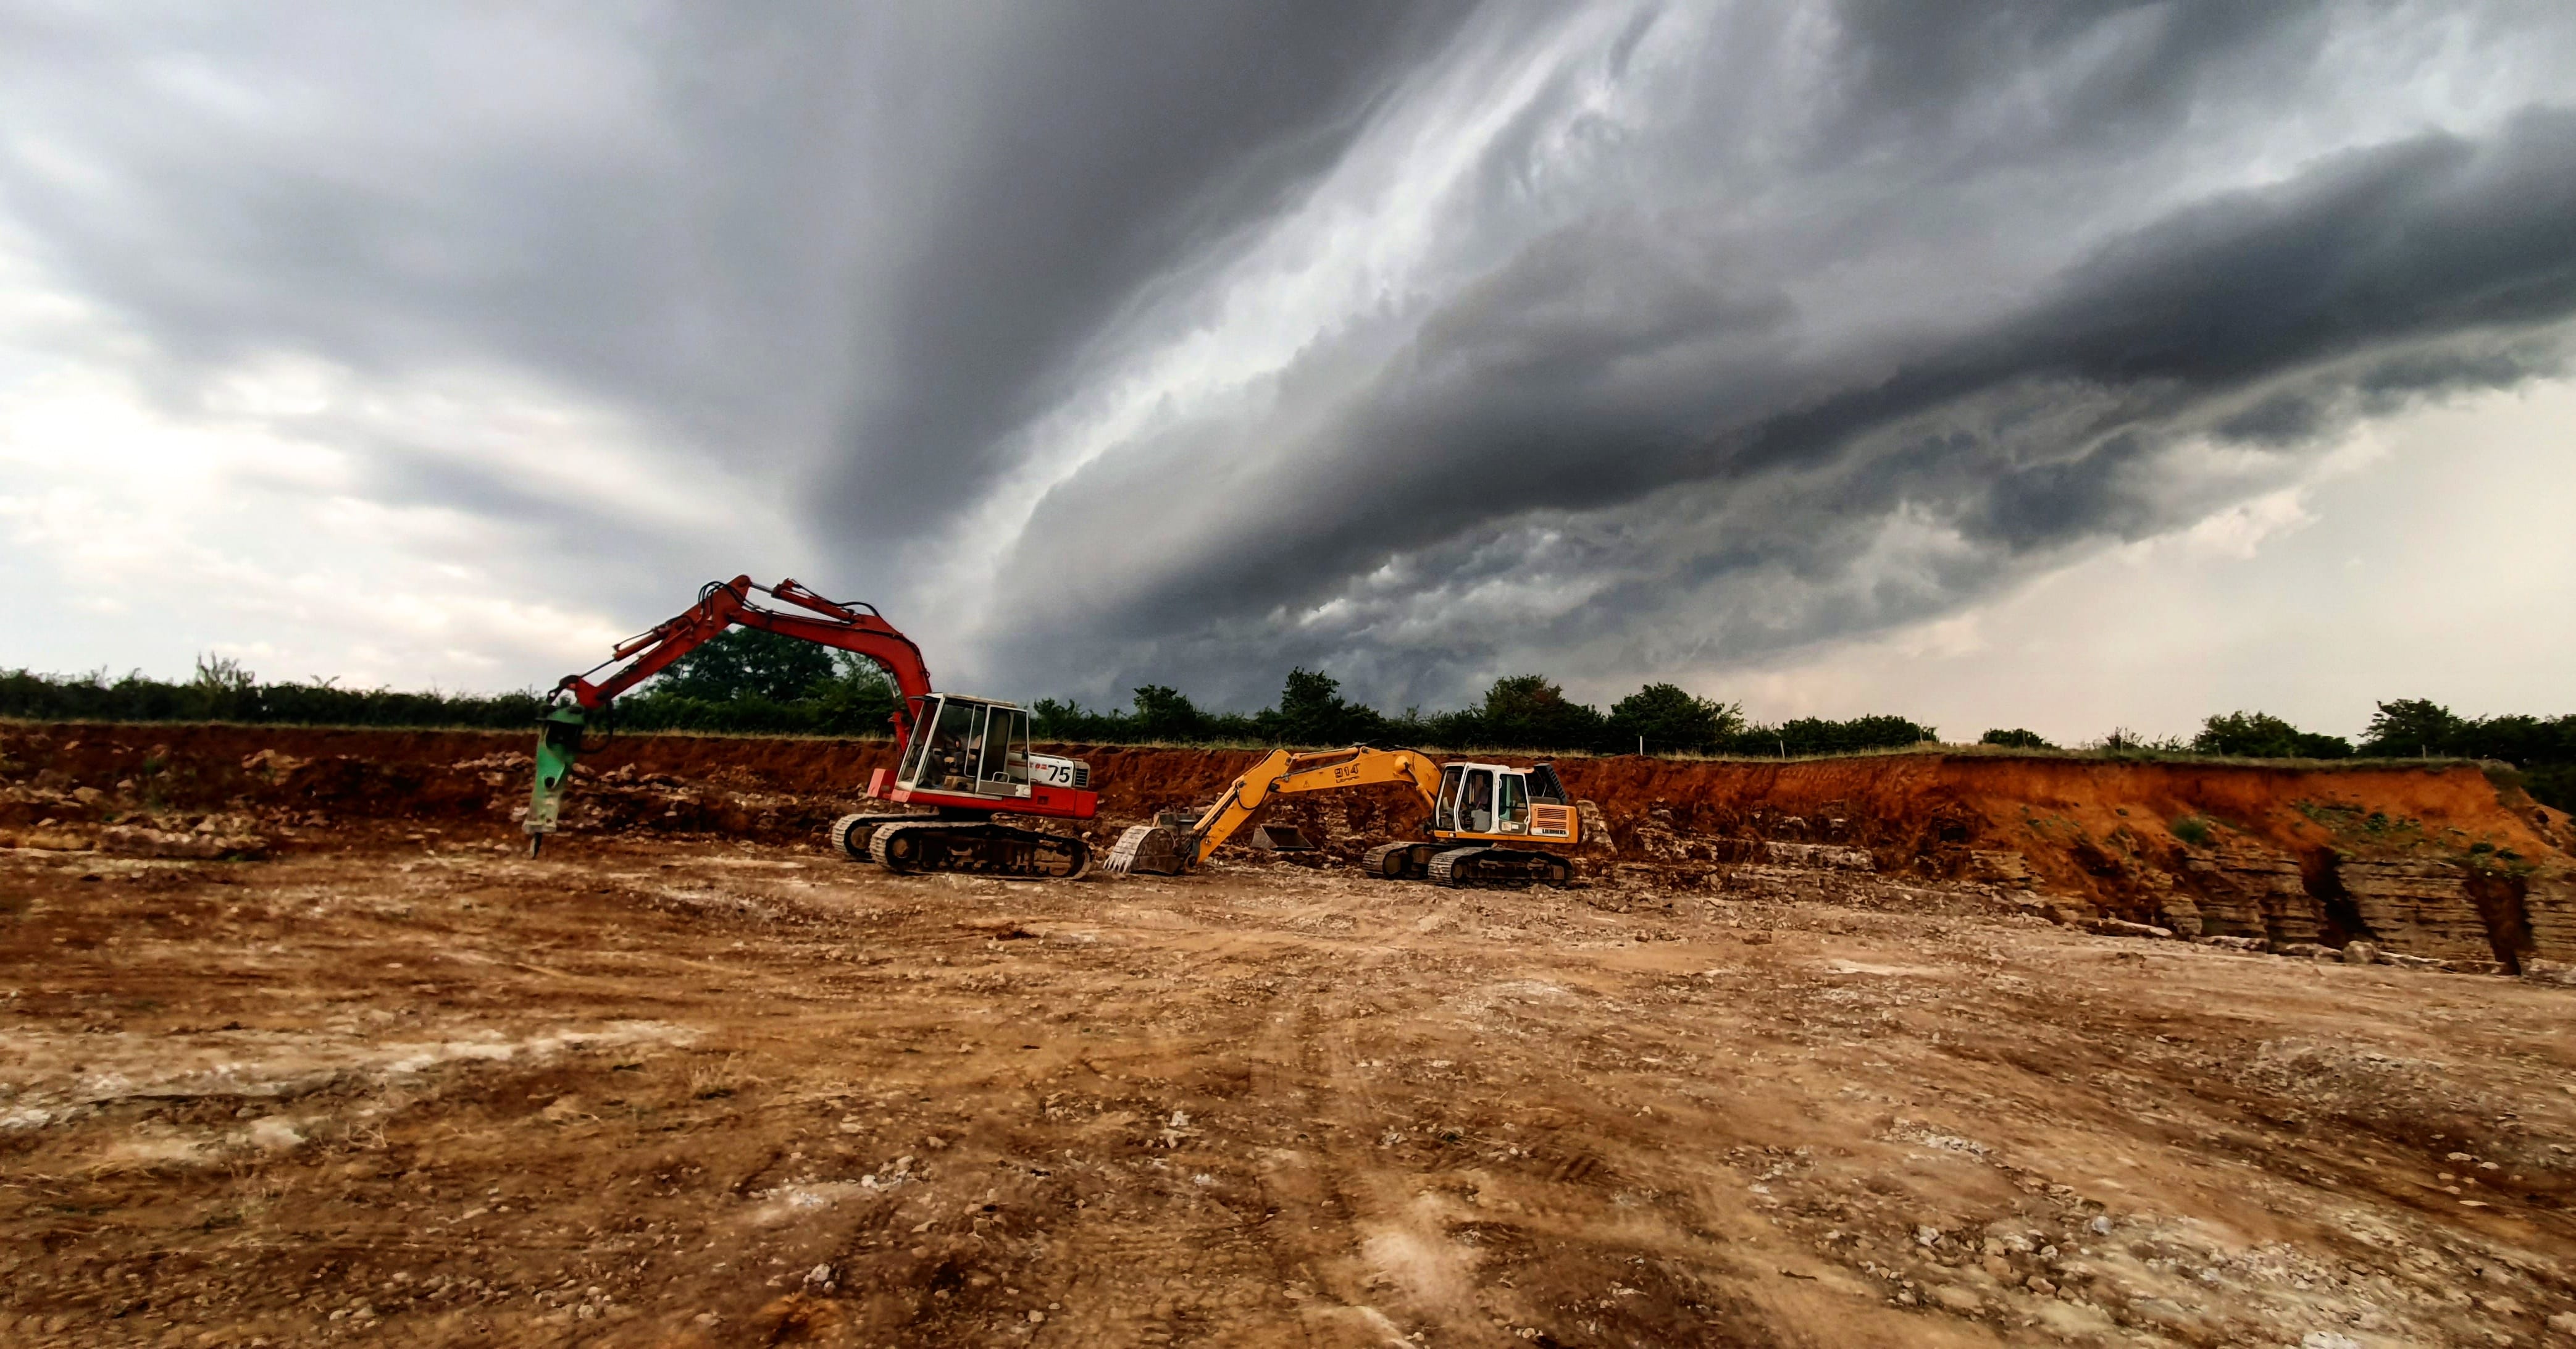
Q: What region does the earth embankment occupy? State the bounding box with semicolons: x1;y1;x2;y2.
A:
4;721;2570;966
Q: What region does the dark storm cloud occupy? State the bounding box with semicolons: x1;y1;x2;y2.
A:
987;80;2576;708
1820;0;2336;157
0;2;1484;539
4;1;2574;705
817;1;1491;536
1980;114;2576;388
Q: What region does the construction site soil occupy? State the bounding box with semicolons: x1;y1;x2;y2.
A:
6;722;2575;1348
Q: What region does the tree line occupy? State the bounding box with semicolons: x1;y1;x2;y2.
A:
1979;701;2576;810
0;657;550;729
0;642;885;737
3;633;2567;807
1029;670;1936;757
1978;700;2576;766
0;639;1936;755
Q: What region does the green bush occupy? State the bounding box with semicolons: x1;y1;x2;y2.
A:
1262;668;1389;746
1608;683;1742;754
2191;710;2353;759
2524;765;2576;816
1735;715;1936;757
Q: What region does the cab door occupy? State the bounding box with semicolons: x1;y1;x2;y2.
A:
1457;767;1497;834
896;694;942;788
1434;764;1466;833
979;705;1032;798
899;695;984;792
1492;772;1526;833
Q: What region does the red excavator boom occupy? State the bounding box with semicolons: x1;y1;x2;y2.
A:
552;575;932;741
523;576;1098;879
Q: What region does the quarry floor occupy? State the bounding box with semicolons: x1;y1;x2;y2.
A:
6;833;2575;1349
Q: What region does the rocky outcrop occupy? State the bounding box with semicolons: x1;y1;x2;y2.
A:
2335;858;2496;965
1965;850;2033;884
1761;842;1875;872
2165;838;2576;971
2523;870;2576;963
2175;840;2324;944
98;824;270;860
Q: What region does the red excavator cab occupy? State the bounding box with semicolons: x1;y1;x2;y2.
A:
864;692;1094;818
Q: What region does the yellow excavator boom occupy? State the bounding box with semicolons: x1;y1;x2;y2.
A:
1175;746;1441;868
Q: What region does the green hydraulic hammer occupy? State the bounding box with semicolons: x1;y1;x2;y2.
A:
524;701;588;857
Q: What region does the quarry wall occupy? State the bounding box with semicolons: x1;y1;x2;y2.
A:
4;721;2569;969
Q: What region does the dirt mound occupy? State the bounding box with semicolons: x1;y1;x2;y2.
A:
6;722;2569;964
0;724;900;849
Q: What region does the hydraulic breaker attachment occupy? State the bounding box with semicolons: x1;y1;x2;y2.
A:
524;702;587;857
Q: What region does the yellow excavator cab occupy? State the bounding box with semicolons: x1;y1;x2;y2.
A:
1426;760;1576;843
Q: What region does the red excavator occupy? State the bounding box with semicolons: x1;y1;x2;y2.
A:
524;576;1097;878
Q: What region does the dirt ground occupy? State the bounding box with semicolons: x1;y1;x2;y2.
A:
7;822;2575;1348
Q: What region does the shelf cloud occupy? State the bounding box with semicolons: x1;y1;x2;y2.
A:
3;1;2572;723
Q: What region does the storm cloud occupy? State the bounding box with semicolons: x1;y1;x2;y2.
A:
2;1;2573;718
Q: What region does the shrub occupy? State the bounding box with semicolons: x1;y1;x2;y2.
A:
1460;674;1610;750
1746;715;1936;757
650;628;835;704
2091;728;2190;754
1260;668;1389;746
1608;683;1742;754
2359;698;2467;757
621;637;901;736
2192;711;2352;759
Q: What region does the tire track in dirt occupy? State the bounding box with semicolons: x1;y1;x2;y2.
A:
9;841;2575;1347
958;897;1324;1347
1250;939;1415;1345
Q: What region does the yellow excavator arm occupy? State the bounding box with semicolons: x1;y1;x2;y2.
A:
1101;744;1581;880
1174;747;1442;868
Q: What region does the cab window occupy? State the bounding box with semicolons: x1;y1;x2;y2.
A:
898;696;939;784
979;706;1031;794
927;697;981;790
1494;773;1526;832
1436;765;1465;831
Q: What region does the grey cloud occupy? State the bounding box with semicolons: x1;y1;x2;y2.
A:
1819;0;2337;161
0;2;1486;596
816;1;1492;538
4;1;2574;710
1980;111;2576;387
989;93;2576;708
0;7;845;456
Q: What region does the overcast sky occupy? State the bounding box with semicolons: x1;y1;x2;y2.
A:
3;1;2572;744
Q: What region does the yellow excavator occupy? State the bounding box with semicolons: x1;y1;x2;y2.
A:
1102;746;1580;886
